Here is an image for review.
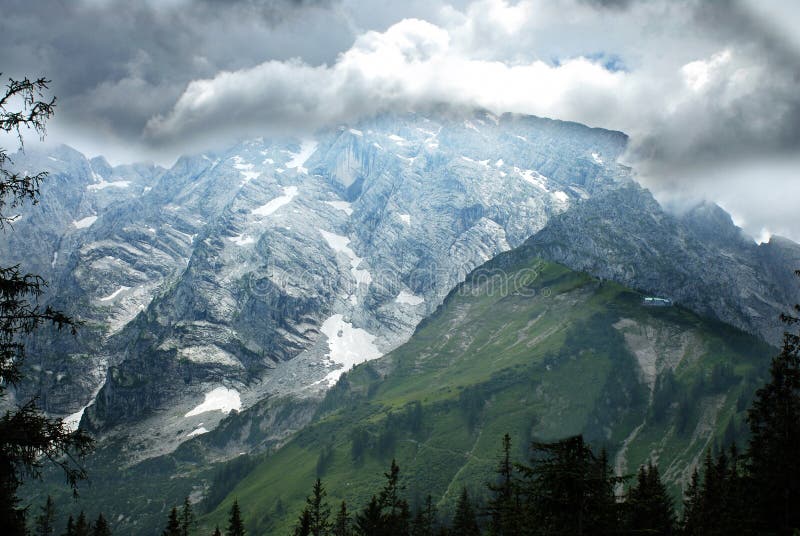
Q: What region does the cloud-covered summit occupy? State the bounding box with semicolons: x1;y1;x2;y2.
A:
2;0;799;240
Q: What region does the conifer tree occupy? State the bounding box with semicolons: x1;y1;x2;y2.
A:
294;478;331;536
180;497;195;536
517;435;621;535
91;513;111;536
211;527;221;536
411;495;436;536
680;467;701;536
354;496;382;536
625;461;675;535
746;289;800;534
0;74;93;536
332;500;350;536
34;495;56;536
293;510;312;536
163;507;182;536
74;512;90;536
63;515;75;536
225;500;245;536
377;459;411;534
451;487;480;536
485;434;518;536
354;459;411;535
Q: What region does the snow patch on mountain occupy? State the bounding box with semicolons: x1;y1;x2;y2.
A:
319;230;372;285
87;180;131;191
516;168;548;191
232;155;261;184
73;216;98;229
399;214;411;225
319;314;382;384
229;234;256;246
552;191;569;203
252;186;298;217
184;387;242;417
99;286;130;302
286;140;318;174
186;426;209;438
64;405;89;432
325;200;353;216
395;290;424;305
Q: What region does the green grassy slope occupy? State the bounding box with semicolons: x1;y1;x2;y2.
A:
200;256;773;534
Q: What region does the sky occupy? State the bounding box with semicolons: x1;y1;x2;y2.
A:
2;0;799;242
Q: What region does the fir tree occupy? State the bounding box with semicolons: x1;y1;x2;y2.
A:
63;515;75;536
485;434;518;536
353;496;382;536
625;461;675;535
0;74;93;536
332;501;350;536
34;495;56;536
225;500;245;536
163;507;182;536
91;513;111;536
293;511;311;536
746;291;800;534
410;495;436;536
451;487;480;536
516;435;622;535
180;497;195;536
355;459;411;535
74;512;90;536
681;467;701;536
295;478;331;536
378;459;411;535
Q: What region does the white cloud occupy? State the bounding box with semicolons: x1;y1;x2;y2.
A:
30;0;799;238
147;12;630;142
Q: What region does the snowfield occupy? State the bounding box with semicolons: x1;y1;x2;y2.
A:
252;186;299;217
320;314;382;384
319;229;372;285
395;290;424;305
184;387;242;417
73;215;98;229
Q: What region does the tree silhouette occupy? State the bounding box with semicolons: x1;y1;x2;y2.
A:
0;75;92;534
451;487;480;536
33;495;56;536
180;496;195;536
163;506;181;536
225;500;245;536
91;513;111;536
746;276;800;533
332;500;350;536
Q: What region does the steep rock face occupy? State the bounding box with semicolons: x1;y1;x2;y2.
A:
521;183;799;345
2;146;165;416
3;111;631;451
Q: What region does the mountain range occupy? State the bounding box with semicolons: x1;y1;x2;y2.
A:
6;110;798;534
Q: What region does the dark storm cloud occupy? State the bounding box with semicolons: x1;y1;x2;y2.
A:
578;0;634;10
627;0;800;177
0;0;349;153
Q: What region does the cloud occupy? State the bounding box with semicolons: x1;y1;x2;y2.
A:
0;0;352;161
146;14;627;145
4;0;800;239
148;0;800;172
